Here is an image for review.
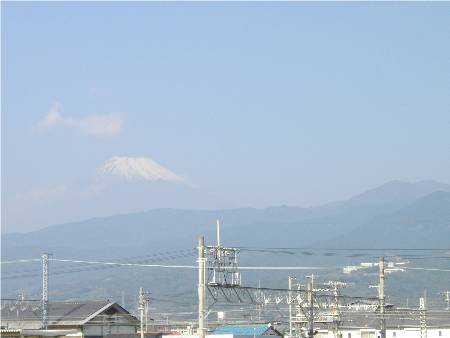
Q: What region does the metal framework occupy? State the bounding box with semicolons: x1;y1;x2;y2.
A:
419;297;427;338
379;257;386;338
198;236;207;338
137;287;152;338
196;228;426;338
442;290;450;311
42;253;49;330
206;220;241;287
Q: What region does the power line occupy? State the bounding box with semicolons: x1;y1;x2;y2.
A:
3;257;450;281
1;249;198;279
233;247;450;260
50;258;335;271
236;246;450;252
54;258;196;269
237;266;333;270
1;259;41;264
404;267;450;272
0;248;197;265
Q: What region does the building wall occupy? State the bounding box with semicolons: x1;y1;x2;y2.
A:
307;328;450;338
162;335;274;338
1;320;42;330
82;313;137;337
392;328;450;338
82;323;136;337
162;335;234;338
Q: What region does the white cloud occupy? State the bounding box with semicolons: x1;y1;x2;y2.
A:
98;156;187;184
35;102;123;137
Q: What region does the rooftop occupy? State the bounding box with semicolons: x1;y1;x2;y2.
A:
1;300;137;328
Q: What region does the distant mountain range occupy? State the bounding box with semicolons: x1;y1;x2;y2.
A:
3;179;449;256
2;180;450;309
342;179;450;207
322;190;450;248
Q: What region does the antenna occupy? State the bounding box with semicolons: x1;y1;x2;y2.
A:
379;257;386;338
41;253;51;330
138;287;150;338
216;219;221;247
197;236;206;338
207;220;241;286
420;294;427;338
138;287;145;338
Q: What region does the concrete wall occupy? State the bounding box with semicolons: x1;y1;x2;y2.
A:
82;324;136;336
82;313;137;337
299;328;450;338
162;335;273;338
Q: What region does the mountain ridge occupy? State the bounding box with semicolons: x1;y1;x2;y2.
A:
2;180;449;305
318;190;450;249
5;179;449;236
2;180;449;258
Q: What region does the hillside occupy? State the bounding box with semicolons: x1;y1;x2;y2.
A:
2;180;450;312
4;180;449;258
325;190;450;248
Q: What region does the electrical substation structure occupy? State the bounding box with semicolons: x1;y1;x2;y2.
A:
196;221;385;338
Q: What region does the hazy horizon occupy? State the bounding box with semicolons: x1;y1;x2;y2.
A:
3;178;450;235
3;3;450;233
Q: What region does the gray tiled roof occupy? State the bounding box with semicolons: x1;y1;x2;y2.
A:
1;300;133;327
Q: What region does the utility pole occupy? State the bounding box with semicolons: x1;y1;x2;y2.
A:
138;287;145;338
121;291;125;308
198;236;206;338
307;275;314;338
288;276;293;338
378;257;386;338
444;290;450;310
419;294;427;338
42;253;50;330
145;297;149;333
212;220;220;284
256;280;263;321
216;220;221;249
329;281;343;338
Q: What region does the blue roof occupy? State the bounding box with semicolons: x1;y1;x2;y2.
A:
213;324;271;335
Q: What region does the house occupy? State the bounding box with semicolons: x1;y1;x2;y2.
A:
0;299;139;338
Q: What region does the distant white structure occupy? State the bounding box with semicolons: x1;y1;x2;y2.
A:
343;261;407;275
360;262;376;268
343;266;360;274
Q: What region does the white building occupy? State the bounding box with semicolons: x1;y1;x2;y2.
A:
296;309;450;338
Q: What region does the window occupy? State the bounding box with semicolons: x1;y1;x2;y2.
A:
393;333;396;337
439;331;442;337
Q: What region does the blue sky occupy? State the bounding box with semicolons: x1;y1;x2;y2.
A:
2;2;450;232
